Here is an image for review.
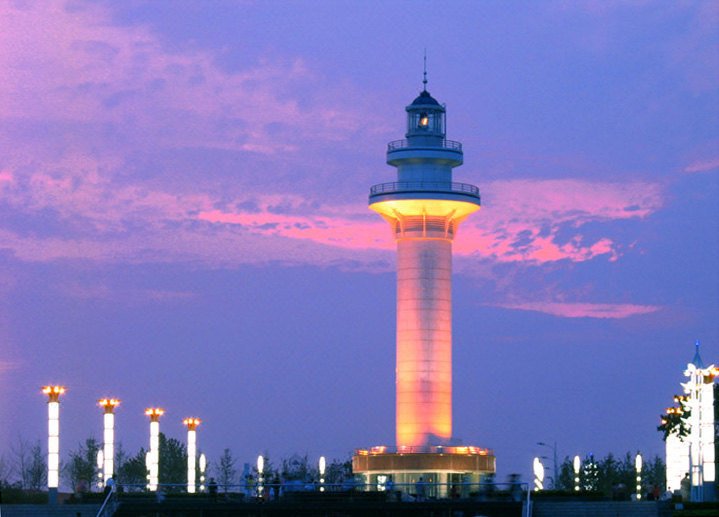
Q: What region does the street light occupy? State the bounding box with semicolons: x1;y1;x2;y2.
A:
533;457;544;491
573;455;581;492
42;385;65;504
537;441;558;489
257;455;265;498
145;407;164;491
183;418;201;493
199;453;207;492
635;452;643;500
319;456;326;492
98;398;120;484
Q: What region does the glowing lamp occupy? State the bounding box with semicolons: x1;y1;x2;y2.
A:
145;407;164;491
42;385;65;491
533;457;544;492
183;417;201;493
98;398;120;484
635;452;642;500
257;455;264;497
319;456;326;492
573;455;581;492
199;453;207;492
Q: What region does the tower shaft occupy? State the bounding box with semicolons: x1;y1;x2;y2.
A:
397;237;453;446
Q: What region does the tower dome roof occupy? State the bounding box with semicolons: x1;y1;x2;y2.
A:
410;90;441;106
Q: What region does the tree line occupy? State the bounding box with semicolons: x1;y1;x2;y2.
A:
0;434;352;493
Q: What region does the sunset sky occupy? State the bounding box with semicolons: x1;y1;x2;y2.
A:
1;0;717;482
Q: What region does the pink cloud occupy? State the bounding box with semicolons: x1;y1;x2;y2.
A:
455;179;662;264
493;301;661;319
684;158;719;174
0;1;385;154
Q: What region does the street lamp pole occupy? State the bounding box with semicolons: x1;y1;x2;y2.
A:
537;442;558;489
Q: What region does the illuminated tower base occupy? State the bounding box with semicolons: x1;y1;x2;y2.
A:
353;84;495;492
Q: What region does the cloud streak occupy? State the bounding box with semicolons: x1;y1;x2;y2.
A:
492;301;661;319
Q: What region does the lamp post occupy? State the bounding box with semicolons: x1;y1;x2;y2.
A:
145;408;164;491
537;441;558;489
199;453;206;492
533;457;544;492
319;456;326;492
42;385;65;504
96;450;104;490
573;455;581;492
98;398;120;485
183;418;201;493
257;455;264;498
635;452;643;500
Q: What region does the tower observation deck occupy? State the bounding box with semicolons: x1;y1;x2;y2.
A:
354;84;493;494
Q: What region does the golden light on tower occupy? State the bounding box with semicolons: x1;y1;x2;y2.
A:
145;407;164;491
42;385;66;494
98;398;120;484
183;417;201;493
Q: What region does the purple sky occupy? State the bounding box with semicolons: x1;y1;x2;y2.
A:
1;0;718;483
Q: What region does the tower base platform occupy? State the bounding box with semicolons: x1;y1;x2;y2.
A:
352;446;496;499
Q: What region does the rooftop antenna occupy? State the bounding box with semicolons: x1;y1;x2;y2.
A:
422;49;428;91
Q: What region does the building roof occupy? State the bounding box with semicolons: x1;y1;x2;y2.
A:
410;90;441;106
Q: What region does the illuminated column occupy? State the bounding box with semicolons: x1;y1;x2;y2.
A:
257;455;264;497
199;453;207;492
145;408;164;491
96;450;104;489
98;398;120;484
183;418;201;493
369;84;480;447
42;385;65;500
533;457;544;492
635;453;642;500
573;455;581;492
319;456;326;492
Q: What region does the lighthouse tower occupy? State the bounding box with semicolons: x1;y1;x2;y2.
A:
353;78;494;495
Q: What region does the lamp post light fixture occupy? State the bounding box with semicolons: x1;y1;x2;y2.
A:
199;453;206;492
319;456;326;492
573;455;581;492
96;450;104;490
537;441;558;489
98;398;120;484
635;452;643;500
257;455;265;498
42;385;65;503
533;457;544;492
183;418;201;494
145;407;164;491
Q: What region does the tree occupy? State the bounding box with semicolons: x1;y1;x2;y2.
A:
281;453;313;482
0;453;12;487
158;433;187;488
581;455;599;492
556;456;576;491
11;438;46;491
658;394;691;441
64;438;101;493
26;441;47;491
216;448;237;492
116;448;148;488
325;457;352;485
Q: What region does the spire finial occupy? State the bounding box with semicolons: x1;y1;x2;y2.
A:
422;49;428;91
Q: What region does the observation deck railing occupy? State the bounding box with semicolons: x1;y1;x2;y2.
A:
387;139;463;152
369;181;480;198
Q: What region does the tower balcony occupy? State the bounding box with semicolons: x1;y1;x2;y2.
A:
369;181;480;203
387;139;463;152
387;139;463;167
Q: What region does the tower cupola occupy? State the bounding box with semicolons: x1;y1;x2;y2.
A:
406;89;446;143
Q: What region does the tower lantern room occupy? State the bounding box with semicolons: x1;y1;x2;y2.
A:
406;90;446;142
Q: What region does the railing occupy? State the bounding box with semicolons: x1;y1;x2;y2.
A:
358;445;493;455
95;489;117;517
387;139;463;152
369;181;480;198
